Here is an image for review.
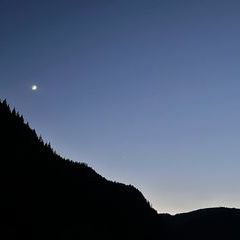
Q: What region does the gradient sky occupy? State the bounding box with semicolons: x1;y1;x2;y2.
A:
1;0;240;214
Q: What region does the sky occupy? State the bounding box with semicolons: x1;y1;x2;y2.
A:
1;0;240;214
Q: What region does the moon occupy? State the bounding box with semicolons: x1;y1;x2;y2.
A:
31;85;38;91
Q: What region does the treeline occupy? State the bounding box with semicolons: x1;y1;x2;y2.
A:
0;99;157;240
1;98;240;240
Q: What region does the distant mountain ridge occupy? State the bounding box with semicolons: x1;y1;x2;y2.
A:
0;99;240;240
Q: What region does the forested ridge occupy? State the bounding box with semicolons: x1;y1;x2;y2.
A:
1;99;240;240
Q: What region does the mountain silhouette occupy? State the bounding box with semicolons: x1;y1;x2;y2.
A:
0;99;240;240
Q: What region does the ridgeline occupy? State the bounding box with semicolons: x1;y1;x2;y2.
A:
0;99;240;240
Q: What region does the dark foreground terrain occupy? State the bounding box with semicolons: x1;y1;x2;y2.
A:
1;99;240;240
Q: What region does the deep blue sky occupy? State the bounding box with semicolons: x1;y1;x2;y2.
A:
1;0;240;214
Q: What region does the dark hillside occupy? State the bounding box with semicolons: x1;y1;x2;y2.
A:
157;207;240;239
0;99;157;240
1;99;240;240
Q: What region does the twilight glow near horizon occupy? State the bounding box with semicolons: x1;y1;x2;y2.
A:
1;0;240;214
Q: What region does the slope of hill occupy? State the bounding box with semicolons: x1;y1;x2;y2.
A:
158;207;240;239
0;99;157;240
1;99;240;240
